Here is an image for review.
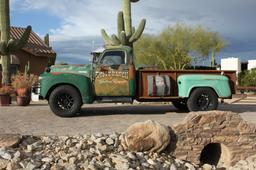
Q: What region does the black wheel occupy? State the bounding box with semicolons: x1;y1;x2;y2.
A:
49;85;82;117
187;88;218;112
172;99;188;111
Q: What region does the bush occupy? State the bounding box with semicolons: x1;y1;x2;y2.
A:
11;72;38;90
238;68;256;87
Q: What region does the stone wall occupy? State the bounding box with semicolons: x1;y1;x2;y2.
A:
171;111;256;168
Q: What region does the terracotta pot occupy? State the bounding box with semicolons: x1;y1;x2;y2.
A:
0;94;11;106
16;96;31;106
16;88;31;97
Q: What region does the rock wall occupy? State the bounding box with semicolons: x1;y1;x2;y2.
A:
171;111;256;167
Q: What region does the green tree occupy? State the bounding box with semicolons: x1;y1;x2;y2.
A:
134;24;226;70
239;69;256;86
135;24;192;70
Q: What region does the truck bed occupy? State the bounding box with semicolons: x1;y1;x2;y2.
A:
136;69;236;101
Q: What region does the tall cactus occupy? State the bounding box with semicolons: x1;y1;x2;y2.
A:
101;0;146;48
0;0;31;85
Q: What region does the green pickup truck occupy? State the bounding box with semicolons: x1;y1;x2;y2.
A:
35;46;236;117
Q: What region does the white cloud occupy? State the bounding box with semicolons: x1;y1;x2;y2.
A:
12;0;256;42
11;0;256;63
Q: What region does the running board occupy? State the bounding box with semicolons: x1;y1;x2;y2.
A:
95;97;133;103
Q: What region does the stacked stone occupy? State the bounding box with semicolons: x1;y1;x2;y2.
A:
0;134;198;170
229;154;256;170
172;111;256;167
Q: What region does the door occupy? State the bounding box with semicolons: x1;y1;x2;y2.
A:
94;50;129;96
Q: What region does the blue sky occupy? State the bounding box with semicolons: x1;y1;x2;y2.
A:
10;0;256;65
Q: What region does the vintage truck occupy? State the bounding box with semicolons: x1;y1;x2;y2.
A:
34;46;236;117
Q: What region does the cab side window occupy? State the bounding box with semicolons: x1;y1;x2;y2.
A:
100;51;125;65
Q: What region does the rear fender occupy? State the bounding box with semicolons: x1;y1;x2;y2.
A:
177;74;232;98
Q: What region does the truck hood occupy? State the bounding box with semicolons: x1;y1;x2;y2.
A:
50;64;92;78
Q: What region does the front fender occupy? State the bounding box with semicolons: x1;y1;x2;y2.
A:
177;74;231;98
40;73;94;103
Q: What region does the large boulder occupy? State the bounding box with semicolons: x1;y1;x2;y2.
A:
120;120;170;153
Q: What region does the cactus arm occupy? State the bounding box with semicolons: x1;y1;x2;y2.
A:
119;31;127;45
132;26;135;34
111;34;121;45
117;11;125;37
101;29;114;45
7;25;31;51
129;19;146;43
123;0;132;37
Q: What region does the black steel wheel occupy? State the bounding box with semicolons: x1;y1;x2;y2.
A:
172;99;188;111
49;85;82;117
187;88;218;112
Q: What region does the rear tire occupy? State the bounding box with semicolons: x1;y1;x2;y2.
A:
172;99;188;111
187;88;218;112
49;85;82;117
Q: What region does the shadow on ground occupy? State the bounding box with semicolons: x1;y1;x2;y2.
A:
219;104;256;113
79;105;188;117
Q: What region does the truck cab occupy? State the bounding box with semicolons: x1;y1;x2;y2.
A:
37;46;236;117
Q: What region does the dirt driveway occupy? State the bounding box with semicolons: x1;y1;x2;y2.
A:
0;101;256;135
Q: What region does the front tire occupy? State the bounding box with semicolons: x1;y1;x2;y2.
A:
49;85;82;117
187;88;218;112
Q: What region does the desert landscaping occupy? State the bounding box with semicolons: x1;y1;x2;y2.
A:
1;110;256;170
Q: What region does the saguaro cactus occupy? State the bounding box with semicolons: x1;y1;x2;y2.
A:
101;0;146;47
0;0;31;85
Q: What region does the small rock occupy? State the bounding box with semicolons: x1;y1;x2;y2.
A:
127;152;136;160
95;133;103;138
0;159;8;169
141;162;150;167
26;162;37;170
97;143;107;152
27;145;33;152
202;164;213;170
69;157;77;164
111;154;129;170
42;137;53;144
185;162;196;170
106;138;114;145
147;159;156;165
0;150;12;160
42;157;53;163
13;151;21;159
109;132;118;140
65;164;77;170
170;163;178;170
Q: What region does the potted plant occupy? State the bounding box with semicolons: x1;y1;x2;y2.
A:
0;86;12;106
11;72;38;106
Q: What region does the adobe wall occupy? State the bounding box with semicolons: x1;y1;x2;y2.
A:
171;111;256;167
14;50;50;75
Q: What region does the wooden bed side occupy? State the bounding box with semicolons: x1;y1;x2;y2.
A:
136;69;236;100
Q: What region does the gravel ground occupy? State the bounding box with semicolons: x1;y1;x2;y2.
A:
0;101;256;136
0;134;206;170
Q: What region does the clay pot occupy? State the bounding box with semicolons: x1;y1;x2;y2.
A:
0;94;11;106
16;88;30;97
15;88;31;106
16;96;31;106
